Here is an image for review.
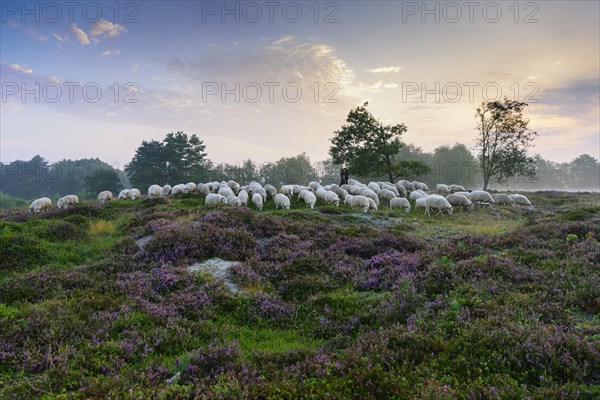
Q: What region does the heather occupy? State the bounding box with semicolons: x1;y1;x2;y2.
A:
0;193;599;398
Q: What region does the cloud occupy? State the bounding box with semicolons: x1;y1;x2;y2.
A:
367;66;401;74
89;19;127;39
70;23;90;45
51;32;67;44
101;49;122;57
8;63;33;74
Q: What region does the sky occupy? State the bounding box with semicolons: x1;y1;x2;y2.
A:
1;0;599;169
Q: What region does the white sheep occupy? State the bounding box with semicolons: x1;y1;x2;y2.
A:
412;181;429;192
425;195;453;216
324;191;340;207
367;198;378;211
205;193;228;206
218;186;235;199
118;189;130;200
400;180;416;192
379;189;397;203
274;193;291;210
29;197;52;214
227;180;240;193
186;182;197;193
409;191;427;201
196;183;210;195
415;197;428;213
280;185;296;197
453;191;470;197
148;185;162;198
97;191;113;204
57;194;78;209
238;189;249;206
227;195;242;207
252;193;263;210
368;182;381;194
308;181;322;191
450;184;466;193
264;184;277;199
492;194;515;206
509;194;532;207
446;194;474;211
360;189;380;206
436;184;451;195
394;183;408;198
303;191;316;209
161;185;172;197
350;195;370;213
128;188;141;200
468;190;495;205
390;197;411;213
171;185;183;195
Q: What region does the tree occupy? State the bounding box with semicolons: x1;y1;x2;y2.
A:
329;102;427;183
84;168;122;195
475;97;537;190
125;132;208;188
568;154;600;190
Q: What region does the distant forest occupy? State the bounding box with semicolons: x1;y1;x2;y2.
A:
0;143;598;208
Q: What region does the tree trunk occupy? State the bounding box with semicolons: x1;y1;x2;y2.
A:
483;175;489;191
388;170;394;183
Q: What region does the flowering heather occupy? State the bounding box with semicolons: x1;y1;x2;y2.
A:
0;192;599;398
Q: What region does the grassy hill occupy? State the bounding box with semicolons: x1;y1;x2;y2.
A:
1;192;599;398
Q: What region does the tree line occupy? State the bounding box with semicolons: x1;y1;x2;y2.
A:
1;100;598;207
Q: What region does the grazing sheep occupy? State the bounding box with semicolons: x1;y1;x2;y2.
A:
509;194;532;207
381;184;400;196
118;189;130;200
409;191;427;201
415;197;428;213
227;180;240;193
379;188;397;203
323;191;340;207
238;189;249;206
446;194;474;211
450;184;466;193
350;195;370;213
394;183;408;198
303;192;317;209
425;195;453;216
171;185;183;195
161;185;172;197
205;193;228;206
453;191;470;197
468;190;495;205
341;184;353;193
400;180;416;192
330;185;349;200
196;183;210;195
436;184;451;195
390;197;411;213
252;193;263;210
128;188;141;200
367;198;378;211
255;187;267;201
368;182;381;194
280;185;296;197
148;185;162;198
492;194;515;206
264;184;277;199
361;189;380;206
275;193;291;210
29;197;52;214
97;191;113;204
185;182;197;193
227;195;242;207
413;181;429;192
308;181;322;191
218;186;235;198
57;194;78;209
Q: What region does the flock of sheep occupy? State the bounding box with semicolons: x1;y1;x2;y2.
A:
27;179;532;216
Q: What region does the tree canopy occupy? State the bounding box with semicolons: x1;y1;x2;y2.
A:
475;98;537;190
125;132;207;188
329;102;429;183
